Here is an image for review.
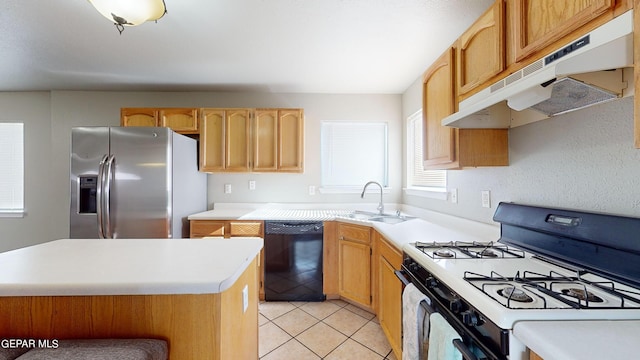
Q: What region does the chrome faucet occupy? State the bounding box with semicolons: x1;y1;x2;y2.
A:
361;181;384;215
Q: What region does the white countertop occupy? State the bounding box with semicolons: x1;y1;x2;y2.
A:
188;206;353;221
189;203;501;249
513;320;640;360
0;237;263;296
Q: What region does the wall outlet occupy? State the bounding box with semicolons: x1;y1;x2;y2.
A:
249;180;256;190
224;184;232;194
481;190;491;208
242;285;249;313
309;185;316;195
450;188;458;204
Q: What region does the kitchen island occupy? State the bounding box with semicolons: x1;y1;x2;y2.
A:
0;238;263;359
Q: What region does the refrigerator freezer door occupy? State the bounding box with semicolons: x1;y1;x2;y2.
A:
70;127;110;238
109;127;172;238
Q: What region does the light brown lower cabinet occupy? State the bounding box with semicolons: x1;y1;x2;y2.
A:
530;350;544;360
323;221;340;298
190;220;263;239
190;219;264;300
377;233;403;359
338;223;373;308
331;223;405;353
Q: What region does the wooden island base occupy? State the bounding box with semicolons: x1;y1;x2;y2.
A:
0;258;259;360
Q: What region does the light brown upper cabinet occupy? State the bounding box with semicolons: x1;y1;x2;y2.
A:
253;109;304;173
512;0;616;63
200;108;251;172
121;108;158;127
457;0;505;99
121;108;198;134
423;48;457;168
159;108;198;134
423;47;509;170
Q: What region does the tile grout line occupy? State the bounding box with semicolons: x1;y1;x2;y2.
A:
260;300;350;359
259;300;391;359
322;317;386;359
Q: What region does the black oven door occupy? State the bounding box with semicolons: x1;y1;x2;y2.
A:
397;265;507;360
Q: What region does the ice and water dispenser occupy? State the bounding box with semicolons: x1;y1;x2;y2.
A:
78;175;98;214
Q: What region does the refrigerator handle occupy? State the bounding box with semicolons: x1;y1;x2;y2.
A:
96;154;108;239
104;155;116;239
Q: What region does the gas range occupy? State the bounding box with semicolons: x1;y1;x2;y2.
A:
400;203;640;360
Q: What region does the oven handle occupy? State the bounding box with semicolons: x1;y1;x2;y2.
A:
394;269;411;286
453;339;479;360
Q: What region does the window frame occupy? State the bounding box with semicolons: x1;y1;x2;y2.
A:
0;122;25;217
404;110;447;200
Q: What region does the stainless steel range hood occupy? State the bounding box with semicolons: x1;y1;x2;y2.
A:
442;10;634;129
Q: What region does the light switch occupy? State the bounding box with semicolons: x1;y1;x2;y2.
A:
481;190;491;208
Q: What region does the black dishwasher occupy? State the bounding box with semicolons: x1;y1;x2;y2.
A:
264;221;325;301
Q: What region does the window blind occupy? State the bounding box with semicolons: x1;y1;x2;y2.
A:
408;112;446;188
321;121;388;187
0;123;24;213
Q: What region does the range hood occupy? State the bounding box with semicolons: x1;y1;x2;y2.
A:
442;10;634;129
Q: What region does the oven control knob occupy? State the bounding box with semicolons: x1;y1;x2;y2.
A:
461;310;482;327
425;277;438;288
409;263;419;273
449;299;463;313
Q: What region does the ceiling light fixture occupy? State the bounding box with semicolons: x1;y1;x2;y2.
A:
88;0;167;34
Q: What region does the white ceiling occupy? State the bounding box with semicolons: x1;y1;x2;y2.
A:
0;0;493;94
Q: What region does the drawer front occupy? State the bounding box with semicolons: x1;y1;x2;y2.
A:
379;236;402;269
337;223;371;245
229;221;264;237
190;220;225;238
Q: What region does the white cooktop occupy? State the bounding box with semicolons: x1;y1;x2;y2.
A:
403;244;640;329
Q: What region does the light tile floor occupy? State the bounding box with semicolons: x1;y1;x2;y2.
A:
259;300;398;360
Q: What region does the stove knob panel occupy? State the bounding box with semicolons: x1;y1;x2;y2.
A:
425;277;438;288
461;310;482;327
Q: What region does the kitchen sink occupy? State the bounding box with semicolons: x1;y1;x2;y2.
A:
347;210;379;220
368;216;409;224
346;210;416;224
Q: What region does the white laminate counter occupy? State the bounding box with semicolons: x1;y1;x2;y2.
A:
0;237;263;296
188;203;501;250
513;320;640;360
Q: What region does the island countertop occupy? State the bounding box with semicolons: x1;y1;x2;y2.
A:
0;237;263;297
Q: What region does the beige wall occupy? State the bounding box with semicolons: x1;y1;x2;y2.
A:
2;87;639;252
401;77;640;223
0;92;53;251
0;91;402;252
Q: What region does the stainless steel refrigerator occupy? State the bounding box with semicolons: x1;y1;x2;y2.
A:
70;127;207;239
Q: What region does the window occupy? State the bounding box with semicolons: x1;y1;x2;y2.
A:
0;123;24;217
320;121;388;192
406;111;446;196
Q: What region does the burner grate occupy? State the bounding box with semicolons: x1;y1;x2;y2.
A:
414;241;525;259
464;269;640;309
